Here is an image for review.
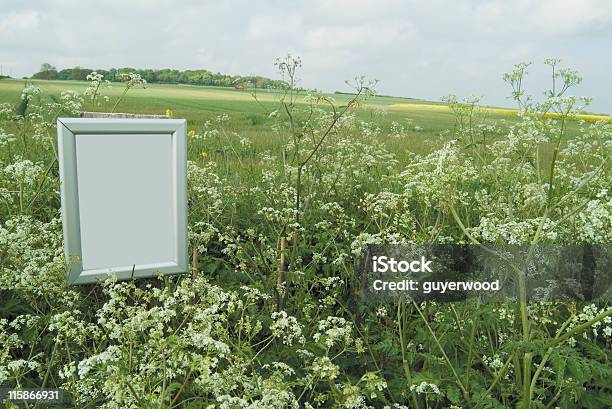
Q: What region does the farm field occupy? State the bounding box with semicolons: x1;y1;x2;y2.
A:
0;78;460;171
0;77;467;141
0;59;611;409
0;77;585;175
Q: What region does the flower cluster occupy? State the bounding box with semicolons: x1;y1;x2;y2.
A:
118;72;147;88
313;316;353;348
270;311;305;346
410;381;441;395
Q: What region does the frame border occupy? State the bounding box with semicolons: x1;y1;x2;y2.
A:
57;118;188;285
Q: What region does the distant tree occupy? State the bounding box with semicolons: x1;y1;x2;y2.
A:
32;63;59;80
57;67;91;81
29;65;285;89
40;63;56;72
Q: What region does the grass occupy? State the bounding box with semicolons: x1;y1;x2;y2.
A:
0;77;583;179
0;77;500;136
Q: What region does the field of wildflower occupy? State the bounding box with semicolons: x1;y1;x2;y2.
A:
0;57;610;408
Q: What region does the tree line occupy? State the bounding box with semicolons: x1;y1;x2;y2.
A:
31;63;285;89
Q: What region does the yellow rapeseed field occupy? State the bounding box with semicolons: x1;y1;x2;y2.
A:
388;103;612;123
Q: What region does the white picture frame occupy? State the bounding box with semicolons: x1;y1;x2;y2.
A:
57;118;188;285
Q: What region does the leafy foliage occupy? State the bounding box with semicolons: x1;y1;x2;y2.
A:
0;58;610;408
31;65;285;89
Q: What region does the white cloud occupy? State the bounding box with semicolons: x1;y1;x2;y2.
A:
247;13;303;40
532;0;612;34
304;22;414;50
0;0;610;112
0;9;39;31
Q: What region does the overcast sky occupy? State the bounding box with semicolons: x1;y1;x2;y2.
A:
1;0;611;113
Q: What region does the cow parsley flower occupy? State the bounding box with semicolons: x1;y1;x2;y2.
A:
310;356;339;380
270;311;305;346
0;128;15;147
410;381;441;395
313;316;353;348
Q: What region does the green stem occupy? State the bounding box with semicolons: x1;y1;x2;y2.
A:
522;352;532;409
413;301;469;400
464;303;479;388
476;350;516;408
111;86;130;113
549;307;612;348
397;302;421;409
125;378;145;408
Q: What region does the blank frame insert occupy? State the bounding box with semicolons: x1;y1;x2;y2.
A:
57;118;188;284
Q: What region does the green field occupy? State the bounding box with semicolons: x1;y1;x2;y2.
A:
0;77;582;183
0;77;530;172
0;78;464;138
